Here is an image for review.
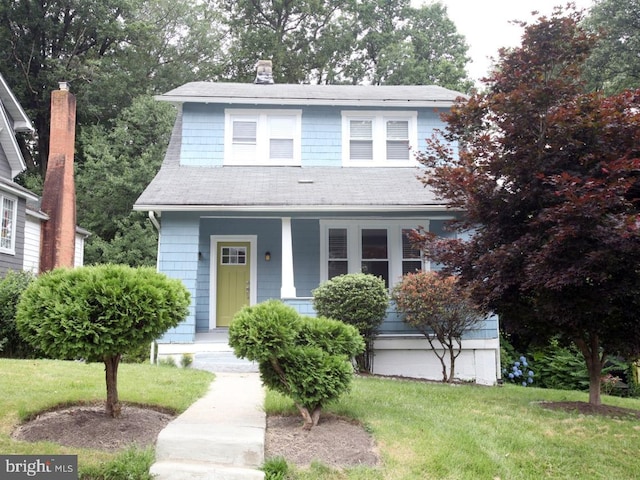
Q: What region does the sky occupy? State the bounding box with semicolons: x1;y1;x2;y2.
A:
420;0;596;84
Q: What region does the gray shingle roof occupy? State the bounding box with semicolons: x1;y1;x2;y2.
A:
135;89;451;213
134;164;445;212
157;82;465;108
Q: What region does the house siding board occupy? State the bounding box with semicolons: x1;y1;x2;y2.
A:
195;217;282;330
180;104;224;166
157;212;199;343
301;107;341;167
292;219;320;296
176;104;444;169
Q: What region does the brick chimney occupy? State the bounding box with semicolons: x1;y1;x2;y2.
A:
40;82;77;272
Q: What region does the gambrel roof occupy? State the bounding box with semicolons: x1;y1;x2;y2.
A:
134;112;447;212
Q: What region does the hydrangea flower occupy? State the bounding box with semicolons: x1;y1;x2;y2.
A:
504;357;534;387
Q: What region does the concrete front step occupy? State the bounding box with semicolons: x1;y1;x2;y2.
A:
150;461;265;480
154;424;264;467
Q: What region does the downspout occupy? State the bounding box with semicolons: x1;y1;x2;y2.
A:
148;210;160;231
149;210;160;365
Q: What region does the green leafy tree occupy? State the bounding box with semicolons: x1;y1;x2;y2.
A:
76;95;175;265
392;271;483;382
0;0;224;175
216;0;471;89
229;300;364;429
312;273;388;373
583;0;640;94
217;0;356;83
414;7;640;405
348;1;472;90
16;265;190;417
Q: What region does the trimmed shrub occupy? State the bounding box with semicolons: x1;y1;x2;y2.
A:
312;273;388;373
392;271;484;382
229;300;364;429
0;270;38;358
16;265;190;417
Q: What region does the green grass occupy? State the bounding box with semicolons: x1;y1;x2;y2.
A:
0;358;213;479
265;377;640;480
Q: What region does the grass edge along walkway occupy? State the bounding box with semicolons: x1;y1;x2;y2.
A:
0;358;214;479
265;375;640;480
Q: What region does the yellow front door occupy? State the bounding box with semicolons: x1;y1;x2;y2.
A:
216;242;251;327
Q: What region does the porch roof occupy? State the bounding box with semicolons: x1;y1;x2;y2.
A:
134;164;449;212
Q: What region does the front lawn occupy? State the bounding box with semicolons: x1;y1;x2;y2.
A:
266;376;640;479
0;359;213;478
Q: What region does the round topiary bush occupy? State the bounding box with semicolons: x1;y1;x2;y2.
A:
229;300;364;429
16;264;190;417
312;273;388;372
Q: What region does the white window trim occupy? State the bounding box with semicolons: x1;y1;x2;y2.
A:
0;193;17;255
224;108;302;166
320;219;430;289
341;110;418;167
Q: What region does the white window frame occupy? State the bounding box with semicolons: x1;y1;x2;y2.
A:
224;109;302;166
0;193;18;255
320;219;429;289
341;111;418;166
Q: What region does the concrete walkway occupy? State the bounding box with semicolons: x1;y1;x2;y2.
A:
150;347;265;479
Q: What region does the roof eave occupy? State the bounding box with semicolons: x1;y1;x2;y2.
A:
133;204;454;213
155;95;455;108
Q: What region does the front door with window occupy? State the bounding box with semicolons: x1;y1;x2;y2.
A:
216;242;251;327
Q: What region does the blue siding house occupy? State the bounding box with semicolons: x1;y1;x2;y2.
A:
135;69;500;384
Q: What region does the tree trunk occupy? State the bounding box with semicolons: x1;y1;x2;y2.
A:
296;404;322;430
424;334;449;382
575;335;605;406
104;354;122;418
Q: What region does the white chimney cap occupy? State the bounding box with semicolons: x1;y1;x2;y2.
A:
59;82;69;91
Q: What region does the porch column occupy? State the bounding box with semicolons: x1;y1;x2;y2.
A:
281;217;297;298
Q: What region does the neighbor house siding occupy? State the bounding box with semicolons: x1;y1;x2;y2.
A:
157;212;200;342
22;214;41;273
0;151;10;178
0;196;26;275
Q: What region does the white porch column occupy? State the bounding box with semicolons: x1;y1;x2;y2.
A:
281;217;297;298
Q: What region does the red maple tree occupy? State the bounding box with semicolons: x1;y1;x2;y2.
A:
415;7;640;405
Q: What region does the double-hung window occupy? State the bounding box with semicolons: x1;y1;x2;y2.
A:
0;194;17;254
225;109;301;165
342;111;417;166
322;220;427;289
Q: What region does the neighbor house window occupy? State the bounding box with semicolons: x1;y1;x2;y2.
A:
321;220;427;288
342;111;417;166
0;194;17;254
225;109;301;165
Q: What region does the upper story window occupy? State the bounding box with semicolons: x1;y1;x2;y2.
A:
225;109;302;166
0;194;17;254
342;111;418;166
